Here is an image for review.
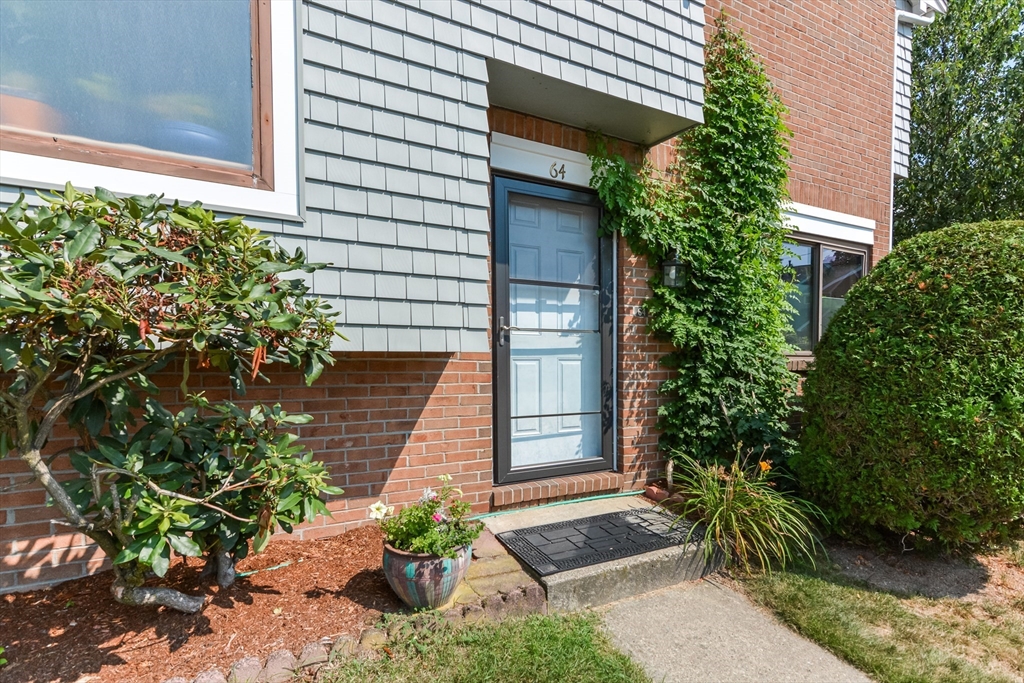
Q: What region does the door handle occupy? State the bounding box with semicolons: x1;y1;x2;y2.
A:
497;316;522;346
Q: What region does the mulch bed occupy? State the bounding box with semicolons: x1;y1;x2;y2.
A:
0;526;405;683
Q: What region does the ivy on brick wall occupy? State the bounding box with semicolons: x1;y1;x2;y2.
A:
589;16;797;464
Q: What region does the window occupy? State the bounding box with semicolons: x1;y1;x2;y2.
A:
782;240;867;351
0;0;272;189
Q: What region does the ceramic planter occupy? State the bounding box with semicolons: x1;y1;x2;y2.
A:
382;542;472;609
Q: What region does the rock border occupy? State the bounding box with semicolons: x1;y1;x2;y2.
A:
159;584;547;683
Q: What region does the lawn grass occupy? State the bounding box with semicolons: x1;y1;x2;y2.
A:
743;566;1024;683
321;613;650;683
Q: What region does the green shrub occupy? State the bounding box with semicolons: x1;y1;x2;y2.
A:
668;451;824;573
794;221;1024;546
1;185;342;612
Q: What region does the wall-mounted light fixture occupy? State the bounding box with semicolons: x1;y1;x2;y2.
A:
662;250;686;289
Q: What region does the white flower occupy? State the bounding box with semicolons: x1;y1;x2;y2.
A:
420;487;437;503
438;473;452;484
368;501;389;520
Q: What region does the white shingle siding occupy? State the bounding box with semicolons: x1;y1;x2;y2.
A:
0;1;704;355
894;21;914;177
294;0;705;352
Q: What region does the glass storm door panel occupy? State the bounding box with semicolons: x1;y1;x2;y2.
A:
493;177;613;484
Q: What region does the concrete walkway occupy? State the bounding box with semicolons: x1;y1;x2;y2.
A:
600;578;872;683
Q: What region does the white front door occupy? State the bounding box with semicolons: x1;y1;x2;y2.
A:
494;177;613;484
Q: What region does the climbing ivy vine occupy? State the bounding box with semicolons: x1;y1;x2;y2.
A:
589;16;797;464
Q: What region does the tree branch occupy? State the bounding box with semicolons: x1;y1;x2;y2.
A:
110;581;205;613
32;343;182;453
72;343;182;404
93;466;252;523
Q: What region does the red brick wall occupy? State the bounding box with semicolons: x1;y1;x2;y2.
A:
707;0;897;262
1;355;493;592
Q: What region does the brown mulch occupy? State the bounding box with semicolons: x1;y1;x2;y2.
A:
0;526;405;683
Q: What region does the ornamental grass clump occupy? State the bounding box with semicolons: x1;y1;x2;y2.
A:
668;450;825;573
370;474;483;558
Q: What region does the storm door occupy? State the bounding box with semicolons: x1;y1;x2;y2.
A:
493;176;613;484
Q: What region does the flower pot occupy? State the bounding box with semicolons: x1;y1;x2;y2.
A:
382;542;472;609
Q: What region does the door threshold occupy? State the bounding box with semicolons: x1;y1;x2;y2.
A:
491;471;625;508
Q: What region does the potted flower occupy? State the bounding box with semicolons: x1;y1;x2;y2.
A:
369;474;483;609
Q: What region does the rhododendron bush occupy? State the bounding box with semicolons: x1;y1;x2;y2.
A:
0;185;343;612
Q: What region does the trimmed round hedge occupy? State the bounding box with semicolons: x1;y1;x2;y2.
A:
794;221;1024;546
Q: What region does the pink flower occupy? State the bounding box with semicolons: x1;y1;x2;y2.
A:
432;513;443;523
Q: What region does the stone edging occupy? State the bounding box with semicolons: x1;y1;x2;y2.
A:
160;584;547;683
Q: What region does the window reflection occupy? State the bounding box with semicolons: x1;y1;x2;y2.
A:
0;0;254;167
821;248;864;334
782;242;815;351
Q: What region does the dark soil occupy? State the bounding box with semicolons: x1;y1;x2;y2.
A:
0;526;405;683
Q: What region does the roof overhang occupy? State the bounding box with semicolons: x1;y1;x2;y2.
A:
486;59;702;147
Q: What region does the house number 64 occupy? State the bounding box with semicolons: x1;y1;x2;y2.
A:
549;162;566;180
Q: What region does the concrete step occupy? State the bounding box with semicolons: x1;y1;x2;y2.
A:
483;495;721;612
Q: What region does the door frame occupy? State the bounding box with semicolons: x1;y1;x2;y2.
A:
492;174;615;485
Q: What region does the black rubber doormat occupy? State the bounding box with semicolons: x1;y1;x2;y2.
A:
496;508;700;576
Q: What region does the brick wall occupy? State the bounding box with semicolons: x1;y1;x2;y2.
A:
1;355;494;591
708;0;897;261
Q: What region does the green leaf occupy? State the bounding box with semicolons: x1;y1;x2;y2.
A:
17;238;45;256
277;492;302;512
65;221;101;261
266;314;302;331
256;261;297;273
150;539;170;577
96;442;127;467
180;351;190;395
147;245;196;268
140;461;181;475
0;334;19;372
217;525;240;551
0;213;24;240
248;282;272;300
85;400;107;437
114;537;149;564
167;533;201;557
304;356;325;386
252;527;272;554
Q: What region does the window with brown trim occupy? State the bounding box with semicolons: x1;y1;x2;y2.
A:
0;0;273;190
782;238;869;353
